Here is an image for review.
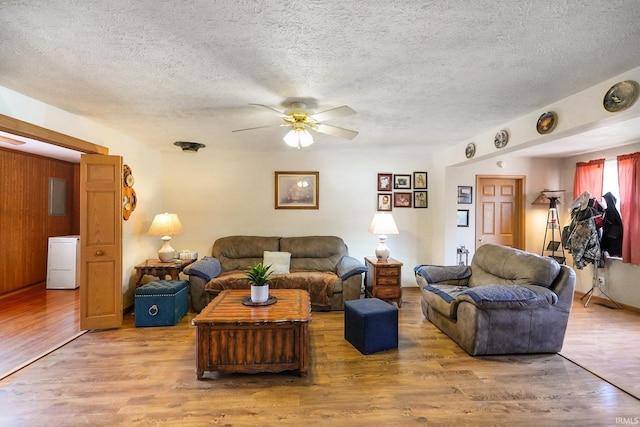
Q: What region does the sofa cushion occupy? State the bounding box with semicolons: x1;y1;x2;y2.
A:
263;251;291;274
469;244;561;289
281;236;346;272
213;236;280;271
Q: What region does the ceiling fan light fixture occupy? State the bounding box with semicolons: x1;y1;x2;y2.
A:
283;128;313;149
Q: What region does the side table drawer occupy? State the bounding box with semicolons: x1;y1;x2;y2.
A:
377;276;400;286
378;267;401;277
374;286;402;300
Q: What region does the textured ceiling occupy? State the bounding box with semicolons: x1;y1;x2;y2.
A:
1;1;640;155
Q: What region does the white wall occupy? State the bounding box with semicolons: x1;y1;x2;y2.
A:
0;86;163;307
561;141;640;309
160;149;433;286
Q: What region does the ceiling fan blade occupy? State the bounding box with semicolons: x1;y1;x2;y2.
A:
314;123;359;140
310;105;356;122
232;123;289;133
249;103;286;116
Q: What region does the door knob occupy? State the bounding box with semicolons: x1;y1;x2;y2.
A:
95;250;104;256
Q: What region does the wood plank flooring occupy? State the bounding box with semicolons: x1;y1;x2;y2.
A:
0;287;639;426
0;282;83;380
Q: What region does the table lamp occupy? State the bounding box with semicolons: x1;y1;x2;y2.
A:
148;213;183;262
369;212;399;261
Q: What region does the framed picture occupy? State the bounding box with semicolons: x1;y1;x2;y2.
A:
394;174;411;189
377;173;392;191
377;193;392;211
457;186;473;204
275;171;319;209
414;191;428;208
413;172;428;189
394;192;412;208
457;209;469;227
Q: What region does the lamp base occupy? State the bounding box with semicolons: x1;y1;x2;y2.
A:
158;236;176;262
375;236;391;261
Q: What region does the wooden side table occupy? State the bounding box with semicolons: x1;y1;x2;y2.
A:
364;256;403;307
134;259;194;288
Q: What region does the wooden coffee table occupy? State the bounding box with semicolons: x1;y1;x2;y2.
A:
192;289;311;379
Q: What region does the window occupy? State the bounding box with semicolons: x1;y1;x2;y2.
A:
602;159;620;211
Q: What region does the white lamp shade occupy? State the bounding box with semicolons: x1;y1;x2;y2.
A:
148;213;183;237
369;213;399;235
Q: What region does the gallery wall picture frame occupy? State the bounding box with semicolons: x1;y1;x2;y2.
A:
394;174;411;189
275;171;319;209
413;172;428;189
457;186;473;204
394;192;412;208
377;173;392;191
414;191;428;208
457;209;469;227
377;193;392;211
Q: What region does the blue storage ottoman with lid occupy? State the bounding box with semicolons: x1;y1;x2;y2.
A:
135;280;188;327
344;298;398;354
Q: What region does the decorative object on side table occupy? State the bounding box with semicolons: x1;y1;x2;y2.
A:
244;262;273;304
368;212;399;261
148;213;184;262
603;80;638;112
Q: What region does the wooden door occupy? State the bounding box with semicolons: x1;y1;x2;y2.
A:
475;176;524;249
80;154;122;330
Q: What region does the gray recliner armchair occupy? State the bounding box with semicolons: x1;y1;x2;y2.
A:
415;244;576;356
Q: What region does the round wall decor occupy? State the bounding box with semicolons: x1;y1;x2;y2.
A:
536;111;557;134
494;129;509;149
465;142;476;159
603;80;639;112
122;164;137;221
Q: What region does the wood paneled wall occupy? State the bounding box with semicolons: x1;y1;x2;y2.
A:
0;147;79;295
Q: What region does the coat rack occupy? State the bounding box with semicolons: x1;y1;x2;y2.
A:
536;190;566;264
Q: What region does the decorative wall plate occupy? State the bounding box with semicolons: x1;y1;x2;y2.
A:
494;129;509;148
536;111;557;134
603;80;639;112
122;164;137;220
465;142;476;159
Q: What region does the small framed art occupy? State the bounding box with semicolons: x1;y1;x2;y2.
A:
394;174;411;189
377;193;392;211
413;172;427;189
275;171;319;209
457;186;472;204
394;192;412;208
414;191;428;208
457;209;469;227
377;173;392;191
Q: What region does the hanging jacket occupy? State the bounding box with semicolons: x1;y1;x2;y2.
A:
601;192;623;257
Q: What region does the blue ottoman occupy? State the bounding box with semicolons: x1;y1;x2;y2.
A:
344;298;398;354
135;280;188;327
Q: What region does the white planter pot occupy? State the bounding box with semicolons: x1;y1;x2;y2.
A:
251;285;269;303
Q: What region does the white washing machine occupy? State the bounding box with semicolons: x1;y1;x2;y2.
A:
46;235;80;289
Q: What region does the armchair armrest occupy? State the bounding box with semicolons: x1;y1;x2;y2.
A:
414;265;471;285
337;256;367;280
184;256;222;281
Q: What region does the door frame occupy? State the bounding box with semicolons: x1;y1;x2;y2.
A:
475;174;526;250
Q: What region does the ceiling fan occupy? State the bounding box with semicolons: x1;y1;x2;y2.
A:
232;101;358;149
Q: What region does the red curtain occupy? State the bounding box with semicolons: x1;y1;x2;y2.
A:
617;152;640;264
573;159;605;200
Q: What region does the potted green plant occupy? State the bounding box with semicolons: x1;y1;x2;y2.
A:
245;263;272;302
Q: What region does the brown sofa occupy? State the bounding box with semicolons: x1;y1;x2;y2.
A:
185;236;366;312
415;243;576;356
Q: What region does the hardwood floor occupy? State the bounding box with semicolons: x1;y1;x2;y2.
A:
0;282;83;380
1;287;639;426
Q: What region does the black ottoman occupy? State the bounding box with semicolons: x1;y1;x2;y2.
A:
344;298;398;354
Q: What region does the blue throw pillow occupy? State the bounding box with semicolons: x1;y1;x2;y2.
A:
187;256;222;281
